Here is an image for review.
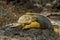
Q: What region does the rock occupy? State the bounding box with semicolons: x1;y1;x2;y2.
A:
0;25;60;40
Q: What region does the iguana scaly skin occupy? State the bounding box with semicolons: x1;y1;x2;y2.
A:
11;14;40;29
11;12;59;35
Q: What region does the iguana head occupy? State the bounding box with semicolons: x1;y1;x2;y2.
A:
18;15;36;23
11;13;37;28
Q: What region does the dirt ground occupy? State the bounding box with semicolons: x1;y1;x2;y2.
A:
0;0;60;40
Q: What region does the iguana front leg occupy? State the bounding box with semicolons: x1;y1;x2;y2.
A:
22;21;41;29
10;23;25;28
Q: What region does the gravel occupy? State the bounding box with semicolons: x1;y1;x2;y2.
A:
0;25;60;40
0;1;60;40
